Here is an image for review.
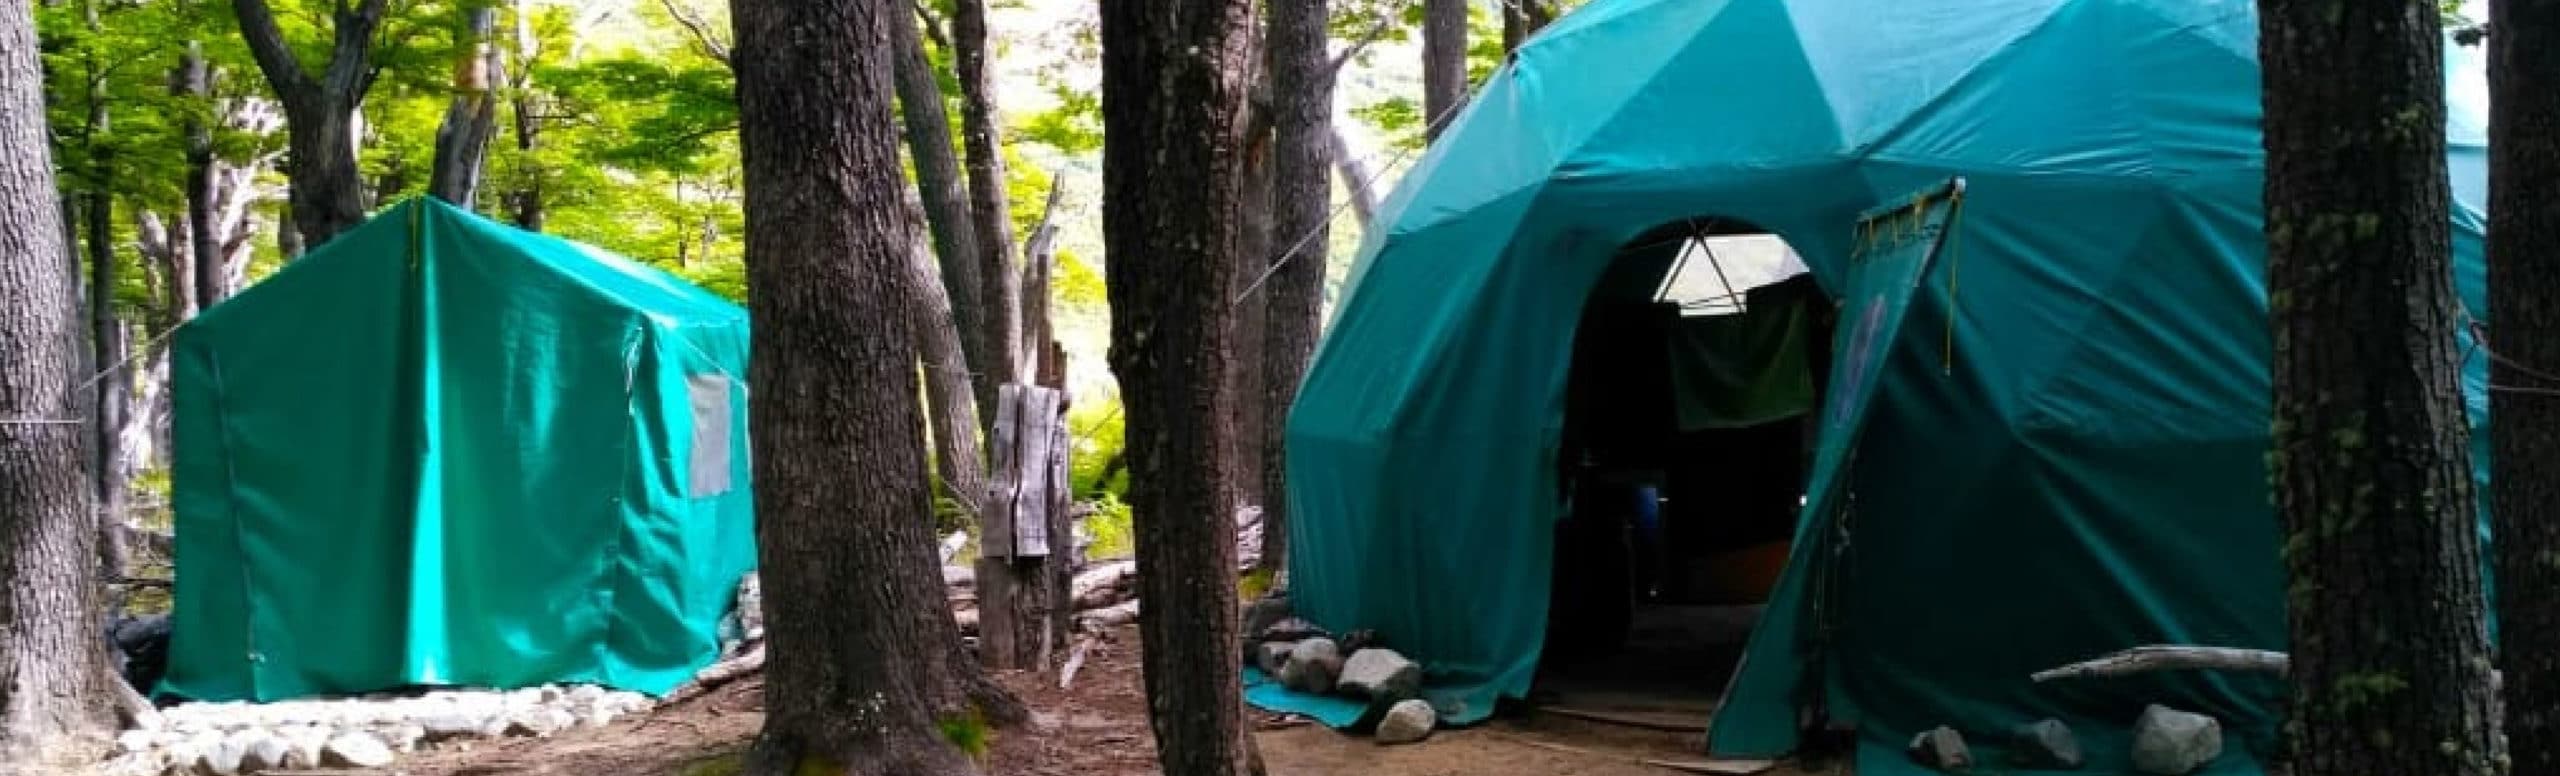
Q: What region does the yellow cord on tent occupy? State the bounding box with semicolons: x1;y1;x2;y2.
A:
1939;192;1967;375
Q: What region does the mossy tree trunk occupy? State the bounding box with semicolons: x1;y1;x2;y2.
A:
2257;2;2501;775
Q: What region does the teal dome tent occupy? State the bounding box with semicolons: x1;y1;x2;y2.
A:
1274;0;2491;771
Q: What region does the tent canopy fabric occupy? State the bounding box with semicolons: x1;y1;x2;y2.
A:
165;197;757;702
1278;0;2491;769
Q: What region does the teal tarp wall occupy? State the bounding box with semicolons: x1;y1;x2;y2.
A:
166;198;758;702
1278;0;2493;769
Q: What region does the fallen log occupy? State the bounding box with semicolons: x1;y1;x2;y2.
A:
1078;599;1139;632
662;642;766;706
2031;646;2290;682
2035;645;2501;689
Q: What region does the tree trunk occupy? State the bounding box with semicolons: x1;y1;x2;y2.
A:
2489;1;2560;772
1501;0;1553;53
83;185;126;589
233;0;389;251
276;201;303;260
1226;144;1270;512
1329;127;1374;229
731;0;1013;769
176;42;225;311
428;6;502;209
1422;0;1467;142
0;0;119;758
1258;0;1331;578
953;0;1022;398
893;11;993;421
1099;0;1260;771
904;185;987;531
2257;3;2500;775
505;0;544;231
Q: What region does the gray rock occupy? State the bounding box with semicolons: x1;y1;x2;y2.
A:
2009;718;2083;769
325;732;397;768
418;712;484;739
2131;705;2221;775
511;708;577;737
1256;616;1331;643
1374;699;1436;745
1337;649;1423;702
1242;596;1293;641
1256;641;1297;675
1906;726;1972;772
1279;638;1344;694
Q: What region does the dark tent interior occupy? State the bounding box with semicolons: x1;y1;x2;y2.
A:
1540;218;1836;720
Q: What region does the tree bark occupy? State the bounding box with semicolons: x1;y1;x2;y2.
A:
0;0;119;759
1501;0;1553;53
505;0;545;231
233;0;389;251
2257;3;2500;775
175;42;224;311
2489;1;2560;772
1226;143;1269;512
1258;0;1331;578
904;185;988;532
953;0;1021;397
76;28;127;588
1099;0;1260;771
731;0;1013;769
428;6;503;209
1422;0;1467;142
894;11;993;421
84;180;125;589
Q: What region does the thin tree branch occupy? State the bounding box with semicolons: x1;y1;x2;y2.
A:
914;1;952;50
658;0;730;65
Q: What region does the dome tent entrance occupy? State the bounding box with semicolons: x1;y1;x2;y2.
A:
1273;0;2492;771
164;198;757;702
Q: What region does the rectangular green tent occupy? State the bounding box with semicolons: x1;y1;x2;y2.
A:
163;197;756;702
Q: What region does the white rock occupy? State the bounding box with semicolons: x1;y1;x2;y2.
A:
510;708;577;738
1374;699;1436;745
1338;649;1424;702
417;712;484;739
324;732;398;768
202;731;251;776
246;732;293;771
567;685;606;706
117;729;157;754
579;707;616;729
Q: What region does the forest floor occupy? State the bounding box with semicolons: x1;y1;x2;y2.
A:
373;624;1805;776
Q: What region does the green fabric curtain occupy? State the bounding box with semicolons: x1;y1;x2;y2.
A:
165;198;757;702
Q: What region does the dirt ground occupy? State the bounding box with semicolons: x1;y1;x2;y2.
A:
379;625;1810;776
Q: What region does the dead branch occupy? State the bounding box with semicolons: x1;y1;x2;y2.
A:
2030;646;2289;683
655;0;728;64
659;642;764;707
1058;634;1096;689
1078;599;1139;632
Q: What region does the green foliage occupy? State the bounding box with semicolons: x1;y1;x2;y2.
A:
1082;494;1135;560
1016;85;1102;155
938;710;993;760
1352;96;1427;152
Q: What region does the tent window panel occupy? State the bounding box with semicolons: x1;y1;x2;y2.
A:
687;374;734;497
1654;232;1809;317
